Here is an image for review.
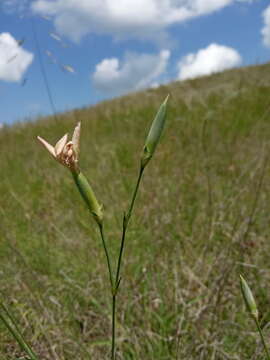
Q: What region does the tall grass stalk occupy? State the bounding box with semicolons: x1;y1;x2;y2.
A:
0;302;39;360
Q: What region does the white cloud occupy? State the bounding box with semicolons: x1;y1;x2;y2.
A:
31;0;252;42
0;33;34;82
262;5;270;47
92;50;170;95
177;43;242;80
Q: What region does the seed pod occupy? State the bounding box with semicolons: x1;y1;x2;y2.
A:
240;275;258;320
72;171;103;225
141;95;169;168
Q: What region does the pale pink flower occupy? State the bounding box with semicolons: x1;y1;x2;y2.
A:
37;122;80;172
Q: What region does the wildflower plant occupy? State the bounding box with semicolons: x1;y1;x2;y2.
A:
36;95;169;359
240;275;270;359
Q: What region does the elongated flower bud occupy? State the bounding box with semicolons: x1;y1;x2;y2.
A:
72;171;103;225
141;95;169;168
240;275;258;320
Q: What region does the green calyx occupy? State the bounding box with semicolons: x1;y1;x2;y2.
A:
72;170;103;225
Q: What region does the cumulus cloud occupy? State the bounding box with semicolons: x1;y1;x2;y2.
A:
92;50;170;95
0;32;34;82
177;43;242;80
262;5;270;47
31;0;252;42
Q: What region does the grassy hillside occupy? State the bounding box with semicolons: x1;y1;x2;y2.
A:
1;63;270;359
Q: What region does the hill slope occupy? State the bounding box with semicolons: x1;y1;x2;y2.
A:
1;63;270;359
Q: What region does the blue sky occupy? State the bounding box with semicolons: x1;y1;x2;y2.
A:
0;0;269;124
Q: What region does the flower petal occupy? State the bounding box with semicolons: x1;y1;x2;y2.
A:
37;136;56;157
55;134;68;156
72;122;81;158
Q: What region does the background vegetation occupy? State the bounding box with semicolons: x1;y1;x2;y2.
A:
1;63;270;359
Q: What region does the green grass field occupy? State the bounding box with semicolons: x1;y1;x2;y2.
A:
1;63;270;359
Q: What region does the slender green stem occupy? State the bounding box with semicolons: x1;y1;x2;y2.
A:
0;304;39;360
109;165;145;360
98;223;114;291
111;295;116;360
115;165;145;285
255;318;270;360
97;224;116;359
127;165;145;222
